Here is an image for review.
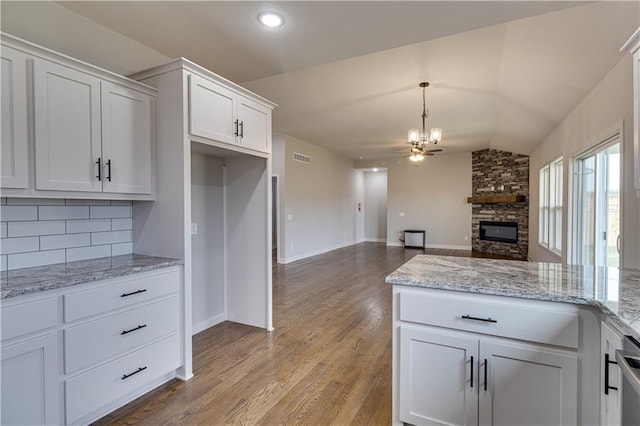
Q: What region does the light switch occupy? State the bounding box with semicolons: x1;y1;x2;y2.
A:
399;212;405;217
288;214;293;221
191;223;198;235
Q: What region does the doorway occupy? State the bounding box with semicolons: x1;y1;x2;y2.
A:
573;134;621;267
272;175;279;263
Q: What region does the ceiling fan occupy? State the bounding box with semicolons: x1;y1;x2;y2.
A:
403;143;442;161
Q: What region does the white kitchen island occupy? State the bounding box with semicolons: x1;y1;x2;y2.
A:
386;255;640;426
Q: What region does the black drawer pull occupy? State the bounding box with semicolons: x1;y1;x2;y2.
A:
96;158;102;181
470;355;474;388
484;359;488;391
121;324;147;335
604;352;619;394
462;314;497;323
121;366;147;380
121;289;147;298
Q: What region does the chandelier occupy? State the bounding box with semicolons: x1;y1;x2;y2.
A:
407;82;442;162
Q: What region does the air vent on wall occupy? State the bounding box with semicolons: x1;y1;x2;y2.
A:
293;152;311;164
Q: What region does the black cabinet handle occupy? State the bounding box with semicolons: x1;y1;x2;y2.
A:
462;314;497;323
96;158;102;181
239;120;244;138
120;289;147;298
121;366;147;380
106;159;112;182
470;356;474;388
484;359;488;391
121;324;147;335
234;119;239;136
604;352;618;395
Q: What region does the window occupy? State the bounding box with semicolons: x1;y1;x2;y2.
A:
539;157;563;254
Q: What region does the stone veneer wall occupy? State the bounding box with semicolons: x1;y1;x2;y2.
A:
471;149;529;260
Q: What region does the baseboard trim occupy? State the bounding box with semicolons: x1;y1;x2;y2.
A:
279;240;356;264
386;242;472;250
364;238;387;242
192;313;226;335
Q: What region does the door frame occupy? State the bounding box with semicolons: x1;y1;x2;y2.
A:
568;121;624;266
272;174;282;263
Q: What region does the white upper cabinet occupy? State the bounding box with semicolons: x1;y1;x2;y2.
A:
237;96;271;153
34;58;102;192
189;74;236;145
188;72;272;154
0;33;156;199
101;81;152;194
622;28;640;191
1;46;29;189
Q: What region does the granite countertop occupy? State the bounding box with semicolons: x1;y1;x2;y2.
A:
1;254;183;299
386;255;640;339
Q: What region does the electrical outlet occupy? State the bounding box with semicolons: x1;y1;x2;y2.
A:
191;223;198;235
290;244;294;250
288;214;293;221
464;235;468;241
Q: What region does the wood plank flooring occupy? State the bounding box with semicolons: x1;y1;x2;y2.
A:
94;243;511;425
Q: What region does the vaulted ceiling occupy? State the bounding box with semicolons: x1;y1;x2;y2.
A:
3;1;639;159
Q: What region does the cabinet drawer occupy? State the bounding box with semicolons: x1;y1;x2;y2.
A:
64;296;178;374
1;297;58;341
65;333;179;424
64;267;179;322
399;290;579;349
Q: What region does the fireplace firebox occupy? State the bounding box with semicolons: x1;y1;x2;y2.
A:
479;221;518;244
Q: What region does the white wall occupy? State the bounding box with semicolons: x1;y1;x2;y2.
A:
364;171;388;241
529;54;640;268
272;136;286;258
380;153;472;249
0;1;169;76
190;153;225;334
277;135;361;263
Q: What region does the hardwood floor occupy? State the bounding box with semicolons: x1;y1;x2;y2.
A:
94;243;513;425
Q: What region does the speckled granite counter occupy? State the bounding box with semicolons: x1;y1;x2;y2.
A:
386;255;640;339
1;254;183;299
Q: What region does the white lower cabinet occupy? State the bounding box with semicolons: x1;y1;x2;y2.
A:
1;333;61;425
65;333;179;424
393;286;599;426
601;322;623;426
0;266;182;425
400;326;577;426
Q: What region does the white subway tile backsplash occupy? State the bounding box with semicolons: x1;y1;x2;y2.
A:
8;221;65;237
67;245;111;262
0;206;38;221
2;199;136;270
66;219;111;234
90;206;131;219
1;237;40;255
39;206;90;220
111;218;133;231
8;249;66;270
112;242;133;256
91;230;132;245
65;199;111;206
7;198;65;206
41;233;90;250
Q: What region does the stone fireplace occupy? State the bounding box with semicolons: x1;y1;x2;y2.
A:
470;149;529;260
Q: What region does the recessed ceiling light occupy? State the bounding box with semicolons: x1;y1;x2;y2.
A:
258;12;284;28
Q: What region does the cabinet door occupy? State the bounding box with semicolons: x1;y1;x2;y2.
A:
478;340;577;426
101;81;152;194
400;326;478;426
1;46;29;189
601;322;623;426
189;74;236;145
1;333;60;425
237;96;271;154
34;59;102;192
634;48;640;190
